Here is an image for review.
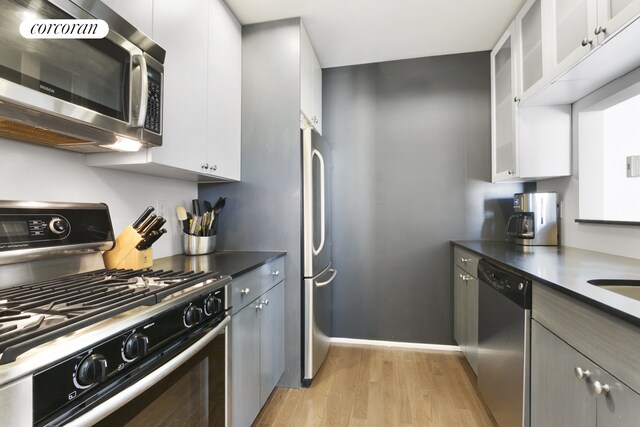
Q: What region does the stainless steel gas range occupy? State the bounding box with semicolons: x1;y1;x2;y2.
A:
0;201;231;426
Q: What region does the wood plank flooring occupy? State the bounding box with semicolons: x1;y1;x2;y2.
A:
253;345;496;427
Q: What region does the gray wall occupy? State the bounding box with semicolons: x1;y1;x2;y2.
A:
323;52;523;344
199;19;303;387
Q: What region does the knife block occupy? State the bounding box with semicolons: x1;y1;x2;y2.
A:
103;226;153;270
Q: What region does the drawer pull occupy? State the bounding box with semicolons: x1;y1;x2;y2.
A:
574;366;591;380
272;270;280;277
459;274;472;281
592;380;610;395
240;288;250;296
460;258;470;263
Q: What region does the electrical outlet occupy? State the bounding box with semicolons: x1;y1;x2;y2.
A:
156;200;167;219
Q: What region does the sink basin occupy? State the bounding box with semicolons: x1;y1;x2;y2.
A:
588;279;640;301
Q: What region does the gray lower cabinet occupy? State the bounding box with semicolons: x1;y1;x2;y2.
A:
453;246;479;373
231;278;285;427
532;320;640;426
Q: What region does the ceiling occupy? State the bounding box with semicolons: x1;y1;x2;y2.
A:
223;0;527;69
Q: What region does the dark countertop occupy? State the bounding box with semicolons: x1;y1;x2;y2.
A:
452;240;640;326
154;251;286;279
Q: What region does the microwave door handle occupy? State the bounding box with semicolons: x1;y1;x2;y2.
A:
131;53;149;128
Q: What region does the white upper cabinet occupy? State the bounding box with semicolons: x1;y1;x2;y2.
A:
207;0;242;181
548;0;598;78
491;23;519;180
87;0;241;183
517;0;548;98
300;24;322;135
491;20;572;182
598;0;640;39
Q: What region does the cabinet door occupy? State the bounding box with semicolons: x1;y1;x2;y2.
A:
491;23;519;182
531;321;596;427
597;0;640;42
300;25;314;126
231;301;261;427
595;367;640;425
151;0;208;173
466;276;479;374
100;0;153;36
311;52;322;134
453;267;468;353
206;0;242;181
517;0;545;96
259;282;285;405
549;0;598;77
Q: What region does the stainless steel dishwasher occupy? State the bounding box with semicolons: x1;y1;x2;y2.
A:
477;259;531;427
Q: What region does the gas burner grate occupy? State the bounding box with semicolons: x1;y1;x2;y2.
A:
0;268;224;364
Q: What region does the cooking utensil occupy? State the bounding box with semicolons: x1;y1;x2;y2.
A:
207;211;215;236
201;212;210;237
136;214;156;234
203;200;213;213
176;206;190;233
132;206;154;229
190;215;201;235
192;199;201;217
141;215;163;237
211;197;226;235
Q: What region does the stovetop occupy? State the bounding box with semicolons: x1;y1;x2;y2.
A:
0;268;224;364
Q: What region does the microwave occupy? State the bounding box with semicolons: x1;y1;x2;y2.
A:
0;0;165;152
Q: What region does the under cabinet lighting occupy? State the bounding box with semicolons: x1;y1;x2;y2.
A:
102;137;143;152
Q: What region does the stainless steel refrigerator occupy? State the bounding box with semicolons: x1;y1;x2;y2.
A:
302;128;337;385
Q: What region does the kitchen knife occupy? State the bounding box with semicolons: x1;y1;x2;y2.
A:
136;228;167;250
136;214;156;234
141;216;165;238
132;206;154;229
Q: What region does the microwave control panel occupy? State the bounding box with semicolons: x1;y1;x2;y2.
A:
144;67;162;134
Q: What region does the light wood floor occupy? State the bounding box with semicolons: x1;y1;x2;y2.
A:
253;345;496;427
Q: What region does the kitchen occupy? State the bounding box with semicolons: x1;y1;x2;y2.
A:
2;0;640;425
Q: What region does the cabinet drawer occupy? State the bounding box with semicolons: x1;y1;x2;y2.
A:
230;257;285;314
454;247;480;276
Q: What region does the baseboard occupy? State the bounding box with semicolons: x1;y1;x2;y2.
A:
329;337;461;352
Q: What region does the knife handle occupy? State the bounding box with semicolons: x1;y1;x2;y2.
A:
136;214;156;233
137;228;166;250
132;206;154;229
141;216;163;237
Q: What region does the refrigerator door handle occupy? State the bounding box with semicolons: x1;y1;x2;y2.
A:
315;268;337;288
312;148;326;256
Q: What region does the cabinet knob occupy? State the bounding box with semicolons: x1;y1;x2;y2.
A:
592;380;610;395
507;170;514;175
581;38;593;47
514;97;521;103
262;299;269;306
460;258;470;263
202;163;209;170
240;288;250;296
594;26;606;35
211;164;217;171
272;270;280;277
574;366;591;380
256;303;264;310
459;274;471;281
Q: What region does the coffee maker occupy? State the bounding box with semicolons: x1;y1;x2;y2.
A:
506;192;558;246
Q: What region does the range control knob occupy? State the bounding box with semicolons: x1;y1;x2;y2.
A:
49;217;69;235
184;305;204;327
76;354;108;387
204;295;223;316
124;332;149;361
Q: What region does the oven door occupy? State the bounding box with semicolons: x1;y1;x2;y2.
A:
61;316;230;427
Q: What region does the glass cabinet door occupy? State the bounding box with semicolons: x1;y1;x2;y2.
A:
597;0;640;43
550;0;597;76
491;23;518;181
518;0;544;95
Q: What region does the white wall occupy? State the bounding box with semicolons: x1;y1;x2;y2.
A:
0;137;197;258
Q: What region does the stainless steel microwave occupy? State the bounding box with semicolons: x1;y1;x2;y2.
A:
0;0;165;152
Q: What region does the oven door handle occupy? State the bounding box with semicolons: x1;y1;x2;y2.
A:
65;315;231;427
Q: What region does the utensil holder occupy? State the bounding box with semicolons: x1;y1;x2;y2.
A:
103;226;153;269
183;233;217;256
